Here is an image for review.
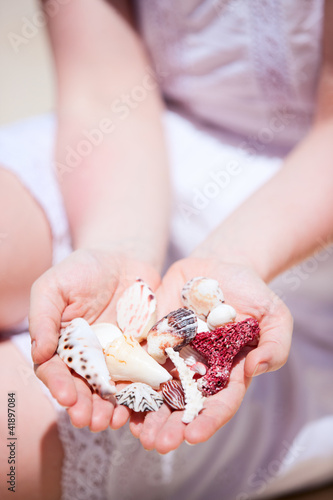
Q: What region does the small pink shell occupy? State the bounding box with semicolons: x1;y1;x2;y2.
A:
161;380;185;410
190;362;207;376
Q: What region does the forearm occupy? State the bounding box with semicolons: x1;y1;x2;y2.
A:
192;120;333;282
47;0;170;271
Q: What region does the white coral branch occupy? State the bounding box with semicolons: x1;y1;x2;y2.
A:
165;347;205;423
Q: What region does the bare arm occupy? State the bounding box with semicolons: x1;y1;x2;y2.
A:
45;0;170;270
29;0;170;429
193;0;333;282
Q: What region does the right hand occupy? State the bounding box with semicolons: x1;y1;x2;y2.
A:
29;248;161;432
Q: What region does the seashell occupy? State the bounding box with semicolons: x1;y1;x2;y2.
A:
190;362;207;376
161;380;185;410
181;277;224;320
165;347;205;424
117;278;157;342
57;318;116;398
104;334;172;389
207;304;236;331
91;322;123;350
115;383;163;412
197;318;210;333
147;308;198;364
179;344;207;368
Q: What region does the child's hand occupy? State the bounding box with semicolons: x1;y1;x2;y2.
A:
29;248;160;432
129;257;293;453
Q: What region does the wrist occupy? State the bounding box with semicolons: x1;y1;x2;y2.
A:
191;238;272;282
74;242;164;277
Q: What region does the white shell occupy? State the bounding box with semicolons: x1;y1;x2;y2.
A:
207;304;237;330
165;347;205;424
104;334;172;389
91;322;123;349
197;318;209;333
117;278;157;342
57;318;116;398
181;277;224;320
179;344;207;367
147;308;197;364
115;383;163;412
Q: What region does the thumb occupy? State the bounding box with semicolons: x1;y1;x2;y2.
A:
244;306;293;378
29;272;65;364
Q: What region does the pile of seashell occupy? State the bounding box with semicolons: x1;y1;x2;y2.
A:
57;277;260;424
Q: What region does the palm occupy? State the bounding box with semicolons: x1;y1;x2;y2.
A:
130;257;293;452
30;249;160;431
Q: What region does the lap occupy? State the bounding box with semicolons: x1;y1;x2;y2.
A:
0;339;63;500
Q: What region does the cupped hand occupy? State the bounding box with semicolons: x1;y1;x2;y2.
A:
29;248;160;431
130;257;293;453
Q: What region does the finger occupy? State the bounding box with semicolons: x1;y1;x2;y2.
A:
90;393;115;432
154;410;186;454
110;405;131;430
66;375;94;428
35;355;77;407
184;375;248;445
139;404;172;450
129;412;145;438
29;274;65;364
245;303;293;377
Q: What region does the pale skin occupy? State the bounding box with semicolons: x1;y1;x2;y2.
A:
1;0;333;497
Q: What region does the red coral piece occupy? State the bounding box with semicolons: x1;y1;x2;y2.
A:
190;318;260;396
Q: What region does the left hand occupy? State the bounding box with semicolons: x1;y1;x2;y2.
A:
129;257;293;453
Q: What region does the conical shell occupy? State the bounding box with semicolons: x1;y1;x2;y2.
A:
181;277;224;320
104;334;171;389
147;308;198;364
117;278;157;342
91;322;123;350
115;383;163;412
57;318;116;398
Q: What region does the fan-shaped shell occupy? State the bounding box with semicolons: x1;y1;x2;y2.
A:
115;383;163;412
116;278;157;342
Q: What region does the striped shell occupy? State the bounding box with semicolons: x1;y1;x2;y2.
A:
161;380;185;410
165;347;205;424
182;277;224;320
115;383;163;412
147;308;198;364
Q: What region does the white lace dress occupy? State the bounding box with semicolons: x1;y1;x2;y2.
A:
1;1;333;499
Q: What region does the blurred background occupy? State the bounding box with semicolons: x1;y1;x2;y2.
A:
0;1;332;499
0;0;54;125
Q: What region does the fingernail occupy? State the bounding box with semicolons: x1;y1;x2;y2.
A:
185;440;195;446
252;362;269;377
31;340;36;361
